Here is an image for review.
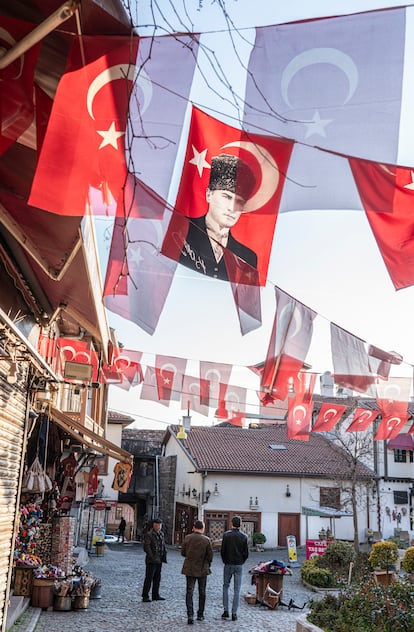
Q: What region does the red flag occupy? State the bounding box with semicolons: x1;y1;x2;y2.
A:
103;182;177;335
287;398;314;441
374;400;409;440
34;84;53;153
312;403;347;432
155;355;187;402
199;378;210;407
346;407;380;432
349;157;414;289
330;323;376;395
155;366;175;403
57;337;99;382
200;361;233;405
165;106;293;286
181;375;210;417
228;412;244;427
101;348;143;389
29;36;138;216
224;385;247;416
261;287;316;401
0;18;41;155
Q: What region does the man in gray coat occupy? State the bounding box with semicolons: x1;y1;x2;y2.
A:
181;520;213;624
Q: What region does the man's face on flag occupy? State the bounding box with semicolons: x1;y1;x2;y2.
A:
205;188;246;229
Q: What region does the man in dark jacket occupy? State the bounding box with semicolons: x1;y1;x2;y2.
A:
181;520;213;624
142;518;167;602
220;515;249;621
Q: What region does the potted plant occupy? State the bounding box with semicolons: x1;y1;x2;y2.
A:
252;532;266;551
368;540;399;585
401;546;414;582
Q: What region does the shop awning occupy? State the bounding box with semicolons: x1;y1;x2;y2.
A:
302;506;353;518
50;407;132;463
387;434;414;451
302;506;353;540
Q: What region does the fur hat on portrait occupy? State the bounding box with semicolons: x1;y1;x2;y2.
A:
208;154;256;201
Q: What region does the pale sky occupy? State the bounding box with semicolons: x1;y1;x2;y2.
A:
101;0;414;429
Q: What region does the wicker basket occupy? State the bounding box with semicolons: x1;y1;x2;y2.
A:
244;593;257;605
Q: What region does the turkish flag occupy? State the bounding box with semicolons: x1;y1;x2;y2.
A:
312;403;347;432
167;106;293;286
101;348;143;390
155;366;175;402
374;399;409;440
287;398;314;441
346;407;380;432
140;367;160;404
349;157;414;290
155;355;187;402
181;375;210;417
57;337;99;382
223;385;247;416
261;287;316;401
228;412;244;427
0;17;41;155
199;378;210;407
29;36;138;216
103;182;177;335
200;361;233;405
330;323;376;395
222;248;262;335
368;345;403;380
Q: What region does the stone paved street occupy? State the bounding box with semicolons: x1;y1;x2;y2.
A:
13;544;316;632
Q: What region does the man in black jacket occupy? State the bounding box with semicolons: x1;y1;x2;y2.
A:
220;515;249;621
142;518;167;602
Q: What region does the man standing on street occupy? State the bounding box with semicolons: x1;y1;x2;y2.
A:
220;515;249;621
181;519;213;624
118;516;126;542
142;517;167;602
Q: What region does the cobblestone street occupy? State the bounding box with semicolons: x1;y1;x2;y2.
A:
12;543;315;632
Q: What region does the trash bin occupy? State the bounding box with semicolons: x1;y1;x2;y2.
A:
95;541;105;556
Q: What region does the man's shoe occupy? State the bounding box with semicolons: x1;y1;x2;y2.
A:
153;596;165;601
188;618;194;625
231;614;237;621
222;611;229;619
142;597;151;602
197;615;204;621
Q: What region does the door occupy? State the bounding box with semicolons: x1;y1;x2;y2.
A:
278;513;300;546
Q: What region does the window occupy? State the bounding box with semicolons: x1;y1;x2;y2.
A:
394;491;408;505
394;449;406;463
320;487;340;510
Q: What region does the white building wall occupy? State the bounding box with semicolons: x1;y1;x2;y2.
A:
165;437;372;547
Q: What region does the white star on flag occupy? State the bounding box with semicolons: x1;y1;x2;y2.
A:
97;121;125;149
304;110;333;139
403;171;414;191
189;145;210;177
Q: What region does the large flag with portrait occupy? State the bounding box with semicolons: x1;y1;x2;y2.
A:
162;106;293;287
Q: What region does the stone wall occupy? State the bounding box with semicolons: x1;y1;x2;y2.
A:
158;455;177;545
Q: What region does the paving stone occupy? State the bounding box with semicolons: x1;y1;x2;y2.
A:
23;544;316;632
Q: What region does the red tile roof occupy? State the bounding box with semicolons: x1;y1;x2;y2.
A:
167;424;374;479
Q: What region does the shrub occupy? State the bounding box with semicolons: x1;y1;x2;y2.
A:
402;547;414;574
323;540;356;568
307;578;414;631
252;532;266;545
389;536;409;550
368;540;399;571
300;559;334;588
